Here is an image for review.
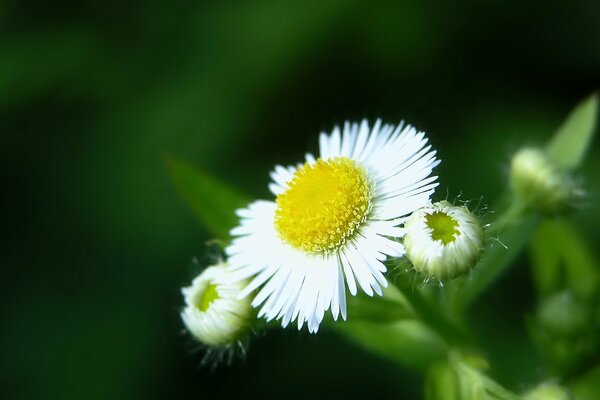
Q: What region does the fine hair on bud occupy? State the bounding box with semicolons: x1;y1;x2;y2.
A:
403;201;485;280
181;262;255;365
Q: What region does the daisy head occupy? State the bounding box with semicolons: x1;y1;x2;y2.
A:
403;201;484;280
226;120;440;332
181;262;254;348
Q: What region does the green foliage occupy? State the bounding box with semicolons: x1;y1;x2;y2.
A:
335;319;448;371
163;94;600;397
522;383;571;400
345;285;415;322
334;284;448;371
453;210;539;313
573;364;600;400
530;220;600;299
166;155;248;239
426;356;521;400
451;359;520;400
453;94;599;313
528;221;600;375
546;93;598;171
426;361;460;400
5;0;600;398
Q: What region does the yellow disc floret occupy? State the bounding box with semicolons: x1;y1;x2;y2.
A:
275;157;372;253
194;283;219;312
425;211;460;245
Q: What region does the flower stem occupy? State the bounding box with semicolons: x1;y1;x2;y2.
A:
451;198;539;314
392;273;472;348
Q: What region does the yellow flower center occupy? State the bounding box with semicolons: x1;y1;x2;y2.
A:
194;283;219;312
275;157;372;253
426;211;460;245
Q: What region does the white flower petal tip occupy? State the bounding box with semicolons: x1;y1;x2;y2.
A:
181;263;254;347
404;201;485;280
226;120;440;332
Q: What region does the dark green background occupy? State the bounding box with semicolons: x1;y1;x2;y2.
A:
1;1;599;398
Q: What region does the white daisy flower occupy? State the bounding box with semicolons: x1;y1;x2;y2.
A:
226;119;440;333
181;263;254;347
403;201;484;280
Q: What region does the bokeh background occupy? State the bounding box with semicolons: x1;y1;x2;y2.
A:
2;0;599;398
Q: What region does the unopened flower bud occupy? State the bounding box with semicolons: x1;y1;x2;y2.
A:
181;263;254;347
404;201;484;280
523;382;571;400
536;291;592;337
510;147;577;214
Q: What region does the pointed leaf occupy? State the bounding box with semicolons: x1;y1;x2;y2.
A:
546;93;598;170
334;319;447;371
166;155;248;239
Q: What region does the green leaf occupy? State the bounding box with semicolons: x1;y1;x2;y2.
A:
452;94;598;312
428;356;522;400
546;93;598;170
345;285;415;322
453;360;521;400
426;362;460;400
522;383;570;400
573;363;600;400
334;319;447;371
530;220;600;300
166;155;248;239
529;222;565;297
332;284;443;370
391;270;471;346
452;209;539;313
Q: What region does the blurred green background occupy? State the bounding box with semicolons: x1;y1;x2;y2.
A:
1;0;599;398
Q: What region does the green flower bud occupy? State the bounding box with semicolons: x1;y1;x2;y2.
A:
523;383;572;400
404;201;485;280
510;147;578;214
181;262;254;347
536;291;593;337
530;291;599;375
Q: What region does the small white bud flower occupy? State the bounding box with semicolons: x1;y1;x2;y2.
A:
510;147;577;214
181;263;254;347
404;201;484;280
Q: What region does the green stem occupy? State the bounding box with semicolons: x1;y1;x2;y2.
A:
451;199;539;314
487;199;527;236
392;273;472;348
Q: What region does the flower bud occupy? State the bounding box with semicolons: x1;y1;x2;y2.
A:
510;147;577;214
181;263;254;347
404;201;484;280
536;291;593;338
529;291;598;375
523;383;571;400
